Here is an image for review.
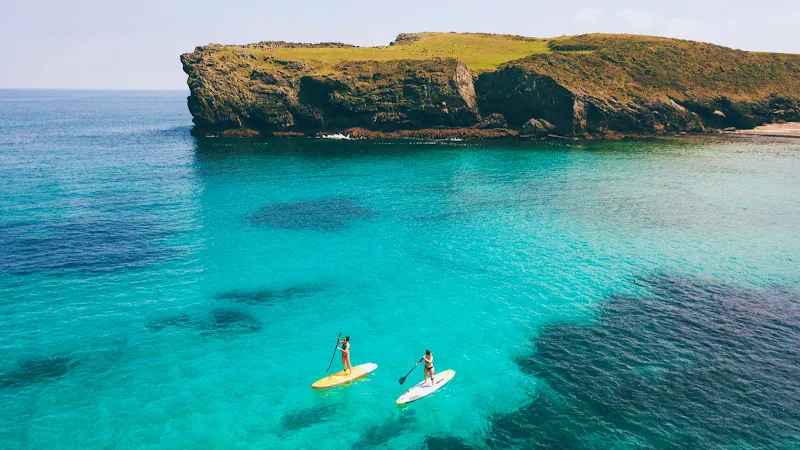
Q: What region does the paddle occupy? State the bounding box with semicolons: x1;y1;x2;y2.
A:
398;358;423;385
326;331;342;372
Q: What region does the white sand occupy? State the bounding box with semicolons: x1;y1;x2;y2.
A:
733;122;800;138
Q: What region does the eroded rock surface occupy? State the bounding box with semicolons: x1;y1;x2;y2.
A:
181;33;800;139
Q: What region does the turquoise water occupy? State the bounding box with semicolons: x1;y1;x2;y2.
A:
0;90;798;449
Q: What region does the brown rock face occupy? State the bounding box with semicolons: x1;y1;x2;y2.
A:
181;50;479;135
475;113;508;129
293;60;480;131
181;33;800;138
475;68;576;134
520;118;556;137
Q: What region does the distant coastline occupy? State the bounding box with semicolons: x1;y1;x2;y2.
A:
181;32;800;140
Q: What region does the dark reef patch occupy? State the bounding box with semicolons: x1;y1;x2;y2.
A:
199;309;262;336
216;284;323;305
280;403;338;431
0;216;176;275
481;274;800;448
0;354;80;390
247;196;379;231
147;314;192;331
424;436;477;450
355;411;417;449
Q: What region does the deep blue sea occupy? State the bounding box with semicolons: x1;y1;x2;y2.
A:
0;90;798;449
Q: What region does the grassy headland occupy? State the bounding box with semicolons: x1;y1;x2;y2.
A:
182;32;800;138
213;32;552;76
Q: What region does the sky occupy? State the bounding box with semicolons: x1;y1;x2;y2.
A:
2;0;799;90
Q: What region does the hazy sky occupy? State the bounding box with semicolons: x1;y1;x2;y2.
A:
2;0;799;89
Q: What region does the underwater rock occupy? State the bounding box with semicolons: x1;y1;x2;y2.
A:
147;314;192;331
280;403;338;431
216;284;323;305
484;273;800;448
0;216;175;275
0;354;79;390
355;411;417;449
247;196;379;231
200;309;262;335
425;436;477;450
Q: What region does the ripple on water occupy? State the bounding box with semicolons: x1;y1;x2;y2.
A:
480;273;800;448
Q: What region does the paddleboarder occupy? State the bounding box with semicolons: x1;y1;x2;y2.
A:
416;349;434;386
338;336;352;374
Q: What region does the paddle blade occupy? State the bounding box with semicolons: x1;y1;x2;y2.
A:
398;377;406;385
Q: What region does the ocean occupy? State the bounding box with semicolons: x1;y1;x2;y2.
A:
0;90;798;449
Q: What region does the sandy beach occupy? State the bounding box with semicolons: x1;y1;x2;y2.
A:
733;122;800;138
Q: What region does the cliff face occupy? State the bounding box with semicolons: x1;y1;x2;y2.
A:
181;33;800;138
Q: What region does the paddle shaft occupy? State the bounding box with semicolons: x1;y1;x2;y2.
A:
399;358;423;384
326;331;342;372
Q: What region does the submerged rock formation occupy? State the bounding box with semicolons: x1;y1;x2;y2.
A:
181;33;800;139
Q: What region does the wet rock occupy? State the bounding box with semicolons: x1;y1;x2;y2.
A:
520;118;556;137
475;113;507;129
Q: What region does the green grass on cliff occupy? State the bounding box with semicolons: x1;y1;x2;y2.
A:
517;34;800;102
218;32;552;74
196;32;800;106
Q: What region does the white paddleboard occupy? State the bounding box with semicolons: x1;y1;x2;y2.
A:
396;369;455;404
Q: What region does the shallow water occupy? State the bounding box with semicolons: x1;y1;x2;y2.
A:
0;90;798;449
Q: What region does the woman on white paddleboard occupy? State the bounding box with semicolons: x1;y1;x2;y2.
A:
338;336;351;374
416;349;434;386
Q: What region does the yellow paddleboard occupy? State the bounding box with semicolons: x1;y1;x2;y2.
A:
312;363;378;389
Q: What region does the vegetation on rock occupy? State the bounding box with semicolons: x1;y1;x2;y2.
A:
181;32;800;138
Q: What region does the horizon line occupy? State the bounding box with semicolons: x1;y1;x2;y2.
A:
0;88;189;92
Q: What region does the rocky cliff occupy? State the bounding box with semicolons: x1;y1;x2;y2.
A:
181;33;800;138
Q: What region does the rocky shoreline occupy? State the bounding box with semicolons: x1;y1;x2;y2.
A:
181;33;800;140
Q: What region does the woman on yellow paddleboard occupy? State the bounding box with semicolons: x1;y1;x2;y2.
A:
338;336;351;374
416;349;434;386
